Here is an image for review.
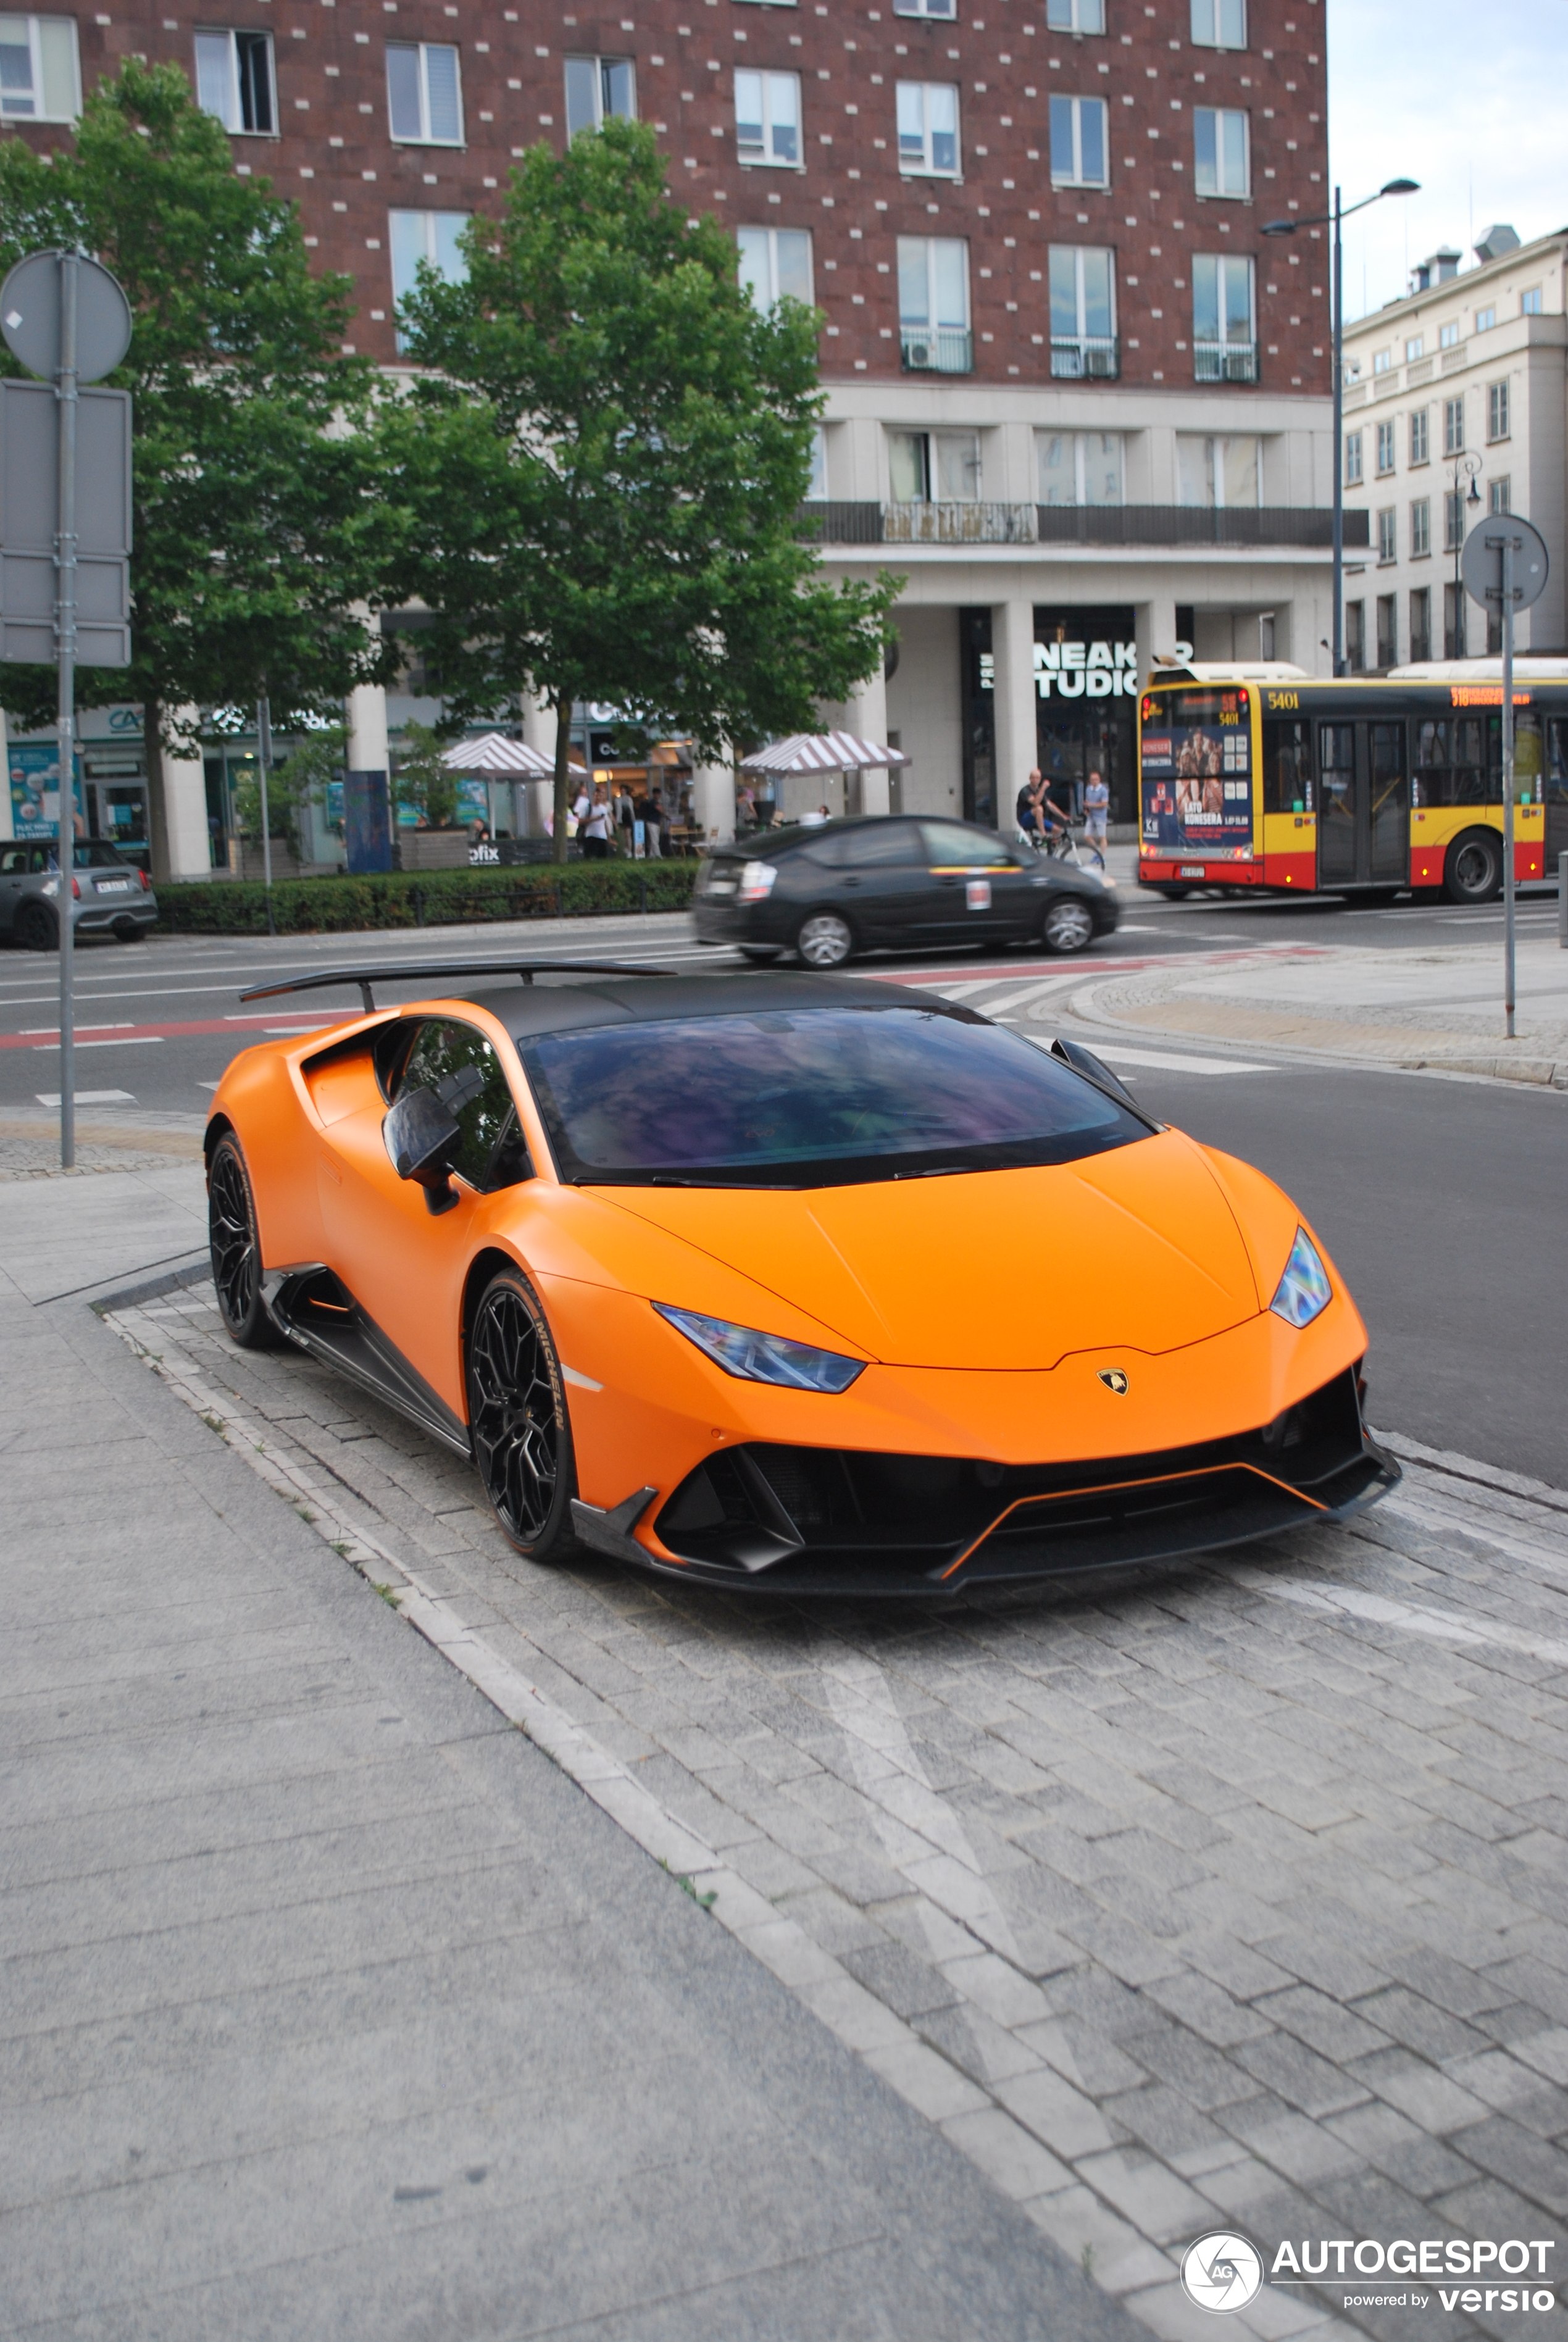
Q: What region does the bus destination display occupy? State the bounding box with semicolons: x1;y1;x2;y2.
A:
1140;689;1253;859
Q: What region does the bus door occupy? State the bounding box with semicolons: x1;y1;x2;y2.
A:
1317;720;1409;886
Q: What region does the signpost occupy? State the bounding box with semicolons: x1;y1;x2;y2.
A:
1;249;133;1168
1461;511;1549;1041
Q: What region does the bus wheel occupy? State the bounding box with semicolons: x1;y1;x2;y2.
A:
1444;830;1502;905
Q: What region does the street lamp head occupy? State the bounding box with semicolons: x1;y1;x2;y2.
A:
1379;178;1420;198
1261;219;1296;236
1467;472;1483;505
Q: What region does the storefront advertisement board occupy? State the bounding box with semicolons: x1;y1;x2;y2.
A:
1140;688;1254;859
9;742;85;840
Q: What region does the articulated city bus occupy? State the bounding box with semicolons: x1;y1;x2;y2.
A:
1135;661;1567;905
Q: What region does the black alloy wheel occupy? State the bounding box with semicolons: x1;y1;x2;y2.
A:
466;1267;576;1561
1444;830;1503;905
207;1133;280;1348
14;900;57;952
1041;896;1096;954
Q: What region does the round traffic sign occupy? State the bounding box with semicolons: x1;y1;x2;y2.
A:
1461;509;1549;614
0;250;132;385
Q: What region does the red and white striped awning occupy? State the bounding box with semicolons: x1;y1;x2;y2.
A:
740;730;910;774
439;732;585;776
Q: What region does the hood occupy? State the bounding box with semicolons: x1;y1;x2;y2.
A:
600;1130;1261;1369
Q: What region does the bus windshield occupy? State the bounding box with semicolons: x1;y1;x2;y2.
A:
1139;687;1254;859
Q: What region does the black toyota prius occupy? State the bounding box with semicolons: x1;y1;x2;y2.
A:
691;815;1119;966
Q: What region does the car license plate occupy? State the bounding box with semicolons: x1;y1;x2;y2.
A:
95;878;132;893
1179;864;1205;879
965;878;991;911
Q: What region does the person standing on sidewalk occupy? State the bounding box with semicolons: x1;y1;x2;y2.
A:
580;783;613;861
1083;767;1110;867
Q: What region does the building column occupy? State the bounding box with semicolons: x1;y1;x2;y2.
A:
345;681;389;777
520;693;557;836
1135;596;1179;687
690;761;735;846
848;667;891;816
163;710;212;878
0;707;12;842
990;596;1037;835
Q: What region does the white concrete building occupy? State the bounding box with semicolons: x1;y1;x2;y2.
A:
1340;224;1567;672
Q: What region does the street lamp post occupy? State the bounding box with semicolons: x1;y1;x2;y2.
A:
1448;451;1482;655
1264;178;1419;678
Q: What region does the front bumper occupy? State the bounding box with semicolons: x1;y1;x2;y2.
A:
572;1365;1397;1597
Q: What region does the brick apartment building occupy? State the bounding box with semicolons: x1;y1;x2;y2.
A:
2;0;1340;866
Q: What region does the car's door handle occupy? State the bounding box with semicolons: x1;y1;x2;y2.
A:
843;875;862;888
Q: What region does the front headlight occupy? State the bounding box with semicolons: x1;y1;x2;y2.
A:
654;1302;865;1393
1269;1228;1333;1328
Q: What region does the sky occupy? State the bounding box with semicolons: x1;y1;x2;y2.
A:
1327;0;1568;323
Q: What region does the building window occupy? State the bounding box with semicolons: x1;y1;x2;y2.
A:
1344;430;1363;486
1404;335;1423;362
888;428;980;502
1408;409;1428;466
1377;507;1396;564
896;81;960;177
735;69;800;165
893;0;956;16
1049;94;1107;186
1375;420;1395;475
1443;579;1466;659
1474;304;1495;332
194;28;274;133
1345;599;1365;673
1191;0;1246;45
1193;107;1248;198
1521;286;1543;316
387;43;462;144
1193;254;1256;381
1175;433;1260;508
1372;348;1391;375
806;425;828;499
1490;476;1511;515
390;209;469;351
896;234;970;371
1409;585;1431;662
1376;594;1397;668
566;56;635;136
0;14;78;119
737;225;812;307
1048;0;1105;28
1443;394;1464;456
1409;497;1430;558
1048;246;1117;377
1036;430;1124;507
1438;321;1459;349
1487;380;1511;441
1444;489;1464;553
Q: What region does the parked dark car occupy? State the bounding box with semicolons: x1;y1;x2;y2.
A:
692;815;1118;965
0;840;158;949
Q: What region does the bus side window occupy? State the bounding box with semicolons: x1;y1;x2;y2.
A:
1262;718;1314;814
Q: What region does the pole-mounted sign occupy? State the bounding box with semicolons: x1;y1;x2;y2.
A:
0;249;133;1169
1461;510;1549;1043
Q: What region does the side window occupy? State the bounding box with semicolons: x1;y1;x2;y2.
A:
1;847;27;875
846;820;923;867
1262;718;1314;814
920;821;1015;869
396;1020;531;1192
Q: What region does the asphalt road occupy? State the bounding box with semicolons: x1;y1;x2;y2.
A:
2;880;1564;1486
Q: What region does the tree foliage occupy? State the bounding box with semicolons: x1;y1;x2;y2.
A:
0;61;398;878
386;119;898;857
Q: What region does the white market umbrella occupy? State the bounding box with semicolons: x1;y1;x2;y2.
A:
740;730;909;774
438;732;585;777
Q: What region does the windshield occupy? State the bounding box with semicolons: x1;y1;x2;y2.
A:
520;1005;1149;1188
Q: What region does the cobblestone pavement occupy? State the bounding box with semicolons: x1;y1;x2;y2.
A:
107;1267;1568;2342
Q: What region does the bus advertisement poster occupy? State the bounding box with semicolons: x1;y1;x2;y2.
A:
1140;720;1253;857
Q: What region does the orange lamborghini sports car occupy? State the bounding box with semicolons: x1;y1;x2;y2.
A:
207;960;1397;1595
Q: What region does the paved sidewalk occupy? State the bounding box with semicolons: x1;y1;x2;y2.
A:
110;1269;1568;2342
0;1207;1133;2338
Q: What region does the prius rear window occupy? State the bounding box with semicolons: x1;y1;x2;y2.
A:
520;1004;1148;1188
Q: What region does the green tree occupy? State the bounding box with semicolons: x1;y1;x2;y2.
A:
0;61;398;881
391;718;460;830
231;722;347;863
386;119;898;861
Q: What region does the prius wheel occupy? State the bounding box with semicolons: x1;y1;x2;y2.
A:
466;1269;577;1561
207;1134;280;1348
1041;898;1095;954
794;911;855;967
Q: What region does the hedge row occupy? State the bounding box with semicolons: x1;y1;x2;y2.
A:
154;859;699;935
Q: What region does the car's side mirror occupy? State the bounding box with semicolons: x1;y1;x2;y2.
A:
383;1087;463;1216
1050;1036;1140;1111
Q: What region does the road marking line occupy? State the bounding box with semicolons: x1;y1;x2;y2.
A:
33;1088;137;1107
30;1035;164;1051
20;1022;133;1034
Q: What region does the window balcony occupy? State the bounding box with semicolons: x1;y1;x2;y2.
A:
1049;335;1120;381
798;505;1372;551
1193;340;1258;385
900;327;972;374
